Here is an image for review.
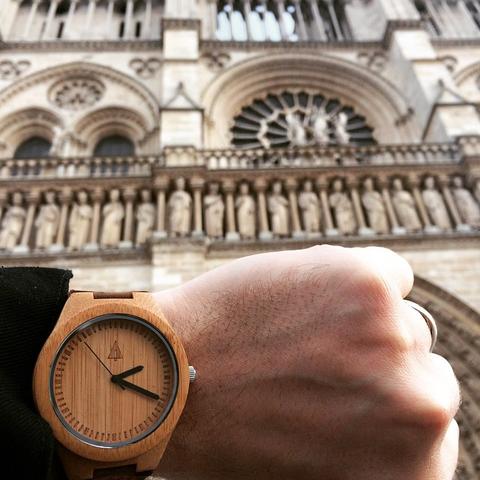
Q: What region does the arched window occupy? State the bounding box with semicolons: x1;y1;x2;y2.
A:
14;137;51;159
93;135;135;156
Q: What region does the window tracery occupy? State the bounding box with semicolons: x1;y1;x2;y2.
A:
231;91;375;149
49;77;105;111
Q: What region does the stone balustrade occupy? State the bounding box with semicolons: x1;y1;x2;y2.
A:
0;167;479;256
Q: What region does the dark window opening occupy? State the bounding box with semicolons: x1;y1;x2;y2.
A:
135;21;142;38
119;21;125;38
57;21;64;39
14;137;51;159
94;135;135;157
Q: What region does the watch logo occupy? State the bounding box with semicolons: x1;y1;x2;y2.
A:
108;341;123;361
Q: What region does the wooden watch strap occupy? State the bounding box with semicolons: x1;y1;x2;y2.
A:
91;465;153;479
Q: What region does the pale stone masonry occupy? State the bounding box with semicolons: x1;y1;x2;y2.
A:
0;1;480;478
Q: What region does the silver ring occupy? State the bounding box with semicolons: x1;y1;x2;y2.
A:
404;300;438;352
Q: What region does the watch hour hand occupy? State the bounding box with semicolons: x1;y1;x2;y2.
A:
112;377;159;400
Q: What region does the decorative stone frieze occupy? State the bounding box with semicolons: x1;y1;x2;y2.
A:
49;76;105;111
129;58;162;79
0;60;30;80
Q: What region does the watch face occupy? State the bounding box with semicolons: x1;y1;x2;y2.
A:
50;314;178;448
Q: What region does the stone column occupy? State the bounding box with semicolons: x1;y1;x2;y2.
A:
14;190;40;253
64;0;78;39
120;187;136;249
85;188;103;251
142;0;153;38
285;178;303;238
307;0;327;40
0;189;8;223
348;178;373;236
44;0;59;39
50;188;72;252
378;176;406;235
153;176;169;239
438;175;470;232
292;0;307;40
326;0;343;40
316;177;338;236
105;0;115;39
408;175;435;234
124;0;135;39
23;0;41;40
223;179;240;241
85;0;97;36
255;178;272;240
191;177;204;238
274;0;289;40
206;0;218;39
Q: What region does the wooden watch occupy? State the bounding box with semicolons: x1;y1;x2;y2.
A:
33;291;194;480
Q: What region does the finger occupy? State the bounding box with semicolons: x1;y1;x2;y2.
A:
396;300;434;353
436;420;460;480
354;246;414;298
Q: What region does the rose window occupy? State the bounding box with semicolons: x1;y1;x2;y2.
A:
49;77;105;111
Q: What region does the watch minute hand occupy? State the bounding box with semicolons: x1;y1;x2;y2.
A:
114;365;144;380
113;377;159;400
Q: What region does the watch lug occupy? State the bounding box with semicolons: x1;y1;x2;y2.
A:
136;434;172;472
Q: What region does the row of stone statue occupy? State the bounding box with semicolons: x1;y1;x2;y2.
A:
0;175;479;251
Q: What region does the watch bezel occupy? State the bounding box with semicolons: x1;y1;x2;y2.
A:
49;313;179;449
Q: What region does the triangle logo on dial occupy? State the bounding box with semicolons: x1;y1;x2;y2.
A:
108;340;123;361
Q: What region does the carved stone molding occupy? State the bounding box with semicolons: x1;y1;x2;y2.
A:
129;58;162;79
0;60;30;80
357;51;387;73
49;77;105;111
201;51;231;72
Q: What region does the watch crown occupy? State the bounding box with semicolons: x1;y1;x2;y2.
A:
189;366;197;383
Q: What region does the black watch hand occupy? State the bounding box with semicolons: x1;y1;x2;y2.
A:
84;341;125;390
112;377;159;400
113;365;144;380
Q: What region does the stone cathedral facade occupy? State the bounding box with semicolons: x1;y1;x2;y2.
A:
0;0;480;477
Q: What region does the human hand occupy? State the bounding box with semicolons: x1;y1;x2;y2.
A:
154;246;460;480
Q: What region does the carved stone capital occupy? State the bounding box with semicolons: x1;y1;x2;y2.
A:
0;189;8;205
437;175;450;188
58;188;73;204
254;178;269;192
345;175;359;189
376;175;390;190
316;176;329;191
154;175;170;191
190;177;205;191
406;174;420;189
284;177;298;192
90;188;104;203
222;179;236;193
123;187;137;202
26;190;41;204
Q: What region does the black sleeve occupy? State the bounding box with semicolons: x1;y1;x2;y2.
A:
0;267;72;480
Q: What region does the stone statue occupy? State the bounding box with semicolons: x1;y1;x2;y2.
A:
268;181;289;238
391;178;422;232
362;178;389;234
100;189;125;248
334;112;350;145
168;177;191;237
35;191;60;249
50;125;66;156
68;190;92;250
298;180;321;233
329;179;356;235
310;106;330;145
451;176;480;227
285;112;307;147
422;176;451;230
235;182;256;240
135;189;156;246
0;192;26;250
204;182;225;239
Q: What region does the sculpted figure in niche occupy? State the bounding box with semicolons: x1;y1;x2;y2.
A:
334;112;350;145
49;125;66;156
298;180;321;233
452;176;480;227
236;182;256;240
135;189;156;246
35;191;60;249
68;190;92;250
391;178;422;232
310;106;330;145
168;177;191;237
422;176;451;230
285;112;307;147
0;192;26;250
204;182;225;239
329;179;356;235
268;181;289;238
100;189;125;248
362;178;389;234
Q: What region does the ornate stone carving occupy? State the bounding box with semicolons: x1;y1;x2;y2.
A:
298;180;321;234
129;58;162;79
329;179;356;235
452;177;480;227
362;178;389;234
68;190;93;251
0;60;30;80
204;182;225;239
35;191;60;249
201;51;231;71
49;77;105;111
392;178;422;232
357;51;387;73
0;193;26;251
100;189;125;248
135;189;156;246
268;181;289;238
231;91;375;149
422;176;451;230
168;177;191;237
235;182;256;240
